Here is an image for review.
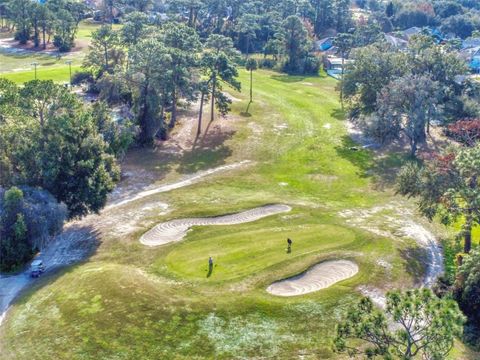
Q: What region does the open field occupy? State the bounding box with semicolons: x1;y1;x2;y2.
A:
0;69;477;359
0;20;118;75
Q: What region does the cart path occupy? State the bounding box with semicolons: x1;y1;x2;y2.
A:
107;160;251;209
140;204;292;246
266;260;359;297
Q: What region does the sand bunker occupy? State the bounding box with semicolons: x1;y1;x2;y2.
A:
266;260;359;297
140;204;292;246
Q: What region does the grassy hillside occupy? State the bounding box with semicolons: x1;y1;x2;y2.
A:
0;70;474;359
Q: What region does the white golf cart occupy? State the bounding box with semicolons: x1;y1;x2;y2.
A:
30;259;45;278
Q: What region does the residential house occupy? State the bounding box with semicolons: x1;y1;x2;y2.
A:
459;46;480;73
323;56;354;79
401;27;423;40
462;38;480;50
384;34;408;50
316;37;333;52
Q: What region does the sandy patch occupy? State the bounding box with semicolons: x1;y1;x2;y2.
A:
339;202;443;287
140;204;292;246
247;122;263;135
308;174;338;182
266;260;359;296
345;121;381;149
223;91;241;102
108;161;251;209
340;202;444;308
358;285;387;308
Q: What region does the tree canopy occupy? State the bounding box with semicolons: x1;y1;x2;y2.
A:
334;289;465;359
0;80;120;218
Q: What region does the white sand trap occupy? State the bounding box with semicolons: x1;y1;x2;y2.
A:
140;204;292;246
266;260;359;297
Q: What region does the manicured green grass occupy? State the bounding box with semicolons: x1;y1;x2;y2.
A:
0;65;81;83
0;51;83;74
164;222;357;281
1;69;476;359
76;20;122;42
0;20;110;74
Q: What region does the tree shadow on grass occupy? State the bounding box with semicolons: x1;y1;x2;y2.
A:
270;75;306;83
177;127;235;174
335;135;374;177
111;146;178;203
330;108;346;121
399;245;429;286
335;135;409;190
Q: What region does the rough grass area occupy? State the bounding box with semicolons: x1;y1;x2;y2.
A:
0;69;477;359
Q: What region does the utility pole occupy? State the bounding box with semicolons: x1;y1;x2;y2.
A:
31;62;39;80
65;60;73;86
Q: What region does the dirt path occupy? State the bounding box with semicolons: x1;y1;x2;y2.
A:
266;260;359;297
108;160;251;209
140;204;292;246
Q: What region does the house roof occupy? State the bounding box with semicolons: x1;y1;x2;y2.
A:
322;46;339;55
317;37;332;45
402;27;423;39
462;38;480;50
326;57;354;66
384;34;408;48
459;46;480;61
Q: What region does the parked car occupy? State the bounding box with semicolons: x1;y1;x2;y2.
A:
30;260;45;278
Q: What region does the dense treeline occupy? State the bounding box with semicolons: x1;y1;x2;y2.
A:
0;186;66;271
0;79;133;271
78;1;344;144
357;0;480;38
0;79;129;218
343;35;477;156
1;0;87;51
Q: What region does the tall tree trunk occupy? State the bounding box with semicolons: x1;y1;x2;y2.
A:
140;82;153;143
33;20;39;48
169;87;177;129
340;56;344;110
246;69;253;114
410;138;417;158
464;225;472;254
193;11;198;30
42;26;46;49
197;91;205;138
210;76;216;123
159;105;166;140
104;44;109;71
188;7;193;27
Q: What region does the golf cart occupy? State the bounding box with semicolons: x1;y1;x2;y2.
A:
30;259;45;278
